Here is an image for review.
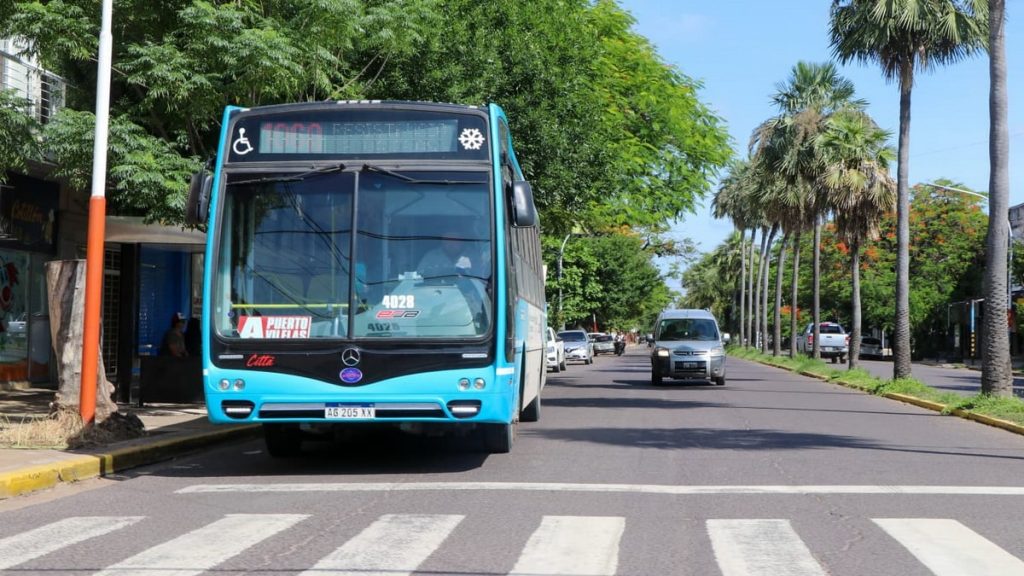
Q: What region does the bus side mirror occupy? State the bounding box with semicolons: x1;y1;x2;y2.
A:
511;180;537;227
185;171;213;226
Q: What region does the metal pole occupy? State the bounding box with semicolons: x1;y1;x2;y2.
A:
80;0;113;424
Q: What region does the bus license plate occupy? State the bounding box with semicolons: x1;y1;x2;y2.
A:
325;404;375;419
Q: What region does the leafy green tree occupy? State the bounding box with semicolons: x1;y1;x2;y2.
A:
2;0;441;222
830;0;988;379
0;90;42;179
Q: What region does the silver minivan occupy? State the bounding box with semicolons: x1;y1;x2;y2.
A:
650;309;727;386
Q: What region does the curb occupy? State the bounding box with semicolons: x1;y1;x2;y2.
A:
0;425;259;500
744;359;1024;438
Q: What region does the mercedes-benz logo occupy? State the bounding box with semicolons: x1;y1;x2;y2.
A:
341;348;361;367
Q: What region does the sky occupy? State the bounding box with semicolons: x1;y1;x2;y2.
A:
618;0;1023;287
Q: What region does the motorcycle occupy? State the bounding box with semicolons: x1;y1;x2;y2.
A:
614;339;625;356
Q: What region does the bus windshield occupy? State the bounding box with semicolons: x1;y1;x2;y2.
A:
213;168;493;341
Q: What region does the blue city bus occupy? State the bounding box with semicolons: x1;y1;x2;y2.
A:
185;101;546;455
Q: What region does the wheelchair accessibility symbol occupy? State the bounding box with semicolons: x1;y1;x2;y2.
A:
232;128;253;155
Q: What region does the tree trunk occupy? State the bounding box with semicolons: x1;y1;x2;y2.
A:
760;225;778;353
747;228;758;346
753;227;769;350
45;260;118;422
773;232;788;357
982;0;1013;395
738;228;747;347
893;71;914;380
849;238;862;371
790;231;802;358
812;220;822;360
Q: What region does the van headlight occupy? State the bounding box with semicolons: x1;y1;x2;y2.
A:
656;348;670;358
709;346;724;356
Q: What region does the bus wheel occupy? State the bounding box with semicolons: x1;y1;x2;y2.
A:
263;424;302;458
521;393;541;423
482;422;515;454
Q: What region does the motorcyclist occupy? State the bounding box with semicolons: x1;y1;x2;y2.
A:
614;331;626;355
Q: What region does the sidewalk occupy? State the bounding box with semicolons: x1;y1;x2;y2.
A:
0;387;258;500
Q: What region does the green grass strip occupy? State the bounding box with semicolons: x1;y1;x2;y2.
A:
727;346;1024;427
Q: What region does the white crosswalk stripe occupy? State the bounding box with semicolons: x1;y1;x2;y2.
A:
3;512;1024;575
510;515;625;575
300;513;464;576
707;519;829;576
0;516;143;570
93;513;307;576
873;518;1024;576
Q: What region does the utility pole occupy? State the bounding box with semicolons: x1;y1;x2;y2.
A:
80;0;113;424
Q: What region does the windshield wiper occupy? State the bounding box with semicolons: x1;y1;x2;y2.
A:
361;164;481;185
228;163;346;186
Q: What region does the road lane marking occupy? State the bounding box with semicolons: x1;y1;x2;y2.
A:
708;519;828;576
0;516;143;570
178;482;1024;496
874;518;1024;576
510;516;624;575
94;513;307;576
301;514;463;576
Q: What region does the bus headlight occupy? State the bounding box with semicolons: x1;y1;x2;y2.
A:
458;378;471;390
474;378;486;390
218;379;231;391
233;379;246;391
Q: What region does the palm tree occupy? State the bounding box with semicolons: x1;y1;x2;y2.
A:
983;0;1012;395
830;0;988;379
818;110;896;370
751;61;864;358
713;161;756;344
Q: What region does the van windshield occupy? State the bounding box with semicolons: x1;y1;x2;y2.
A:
657;318;718;341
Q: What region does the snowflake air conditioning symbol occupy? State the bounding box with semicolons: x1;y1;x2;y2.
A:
458;128;485;150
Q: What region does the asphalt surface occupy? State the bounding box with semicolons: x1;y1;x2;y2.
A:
2;349;1024;575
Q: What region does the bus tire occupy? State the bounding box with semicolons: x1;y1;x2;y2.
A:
263;423;302;458
521;393;541;423
482;422;514;453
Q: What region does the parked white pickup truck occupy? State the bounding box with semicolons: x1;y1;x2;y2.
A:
796;322;849;364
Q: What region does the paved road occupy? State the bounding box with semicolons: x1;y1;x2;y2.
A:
856;358;1024;398
2;349;1024;575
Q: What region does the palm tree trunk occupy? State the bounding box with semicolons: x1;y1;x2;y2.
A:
760;225;778;353
812;219;822;360
773;232;788;357
849;238;861;370
738;229;747;347
790;231;802;358
893;72;914;379
982;0;1012;395
754;226;769;350
747;228;758;346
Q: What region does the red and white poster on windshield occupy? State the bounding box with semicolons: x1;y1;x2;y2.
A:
238;316;312;339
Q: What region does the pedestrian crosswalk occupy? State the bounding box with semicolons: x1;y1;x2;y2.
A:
0;513;1021;575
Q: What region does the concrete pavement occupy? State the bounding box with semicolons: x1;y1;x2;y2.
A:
0;388;258;500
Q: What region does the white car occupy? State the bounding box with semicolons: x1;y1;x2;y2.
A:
546;327;566;372
558;329;594;364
